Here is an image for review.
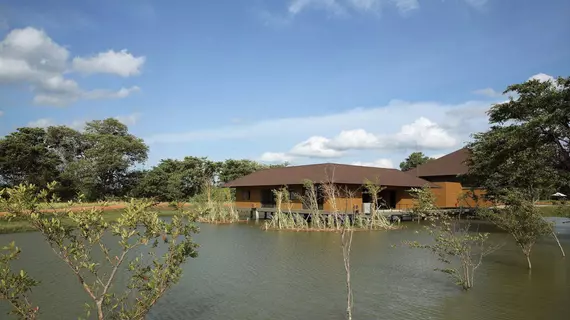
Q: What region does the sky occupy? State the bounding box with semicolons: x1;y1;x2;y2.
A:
0;0;569;169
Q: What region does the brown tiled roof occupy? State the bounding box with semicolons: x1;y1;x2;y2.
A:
223;163;436;188
406;148;469;178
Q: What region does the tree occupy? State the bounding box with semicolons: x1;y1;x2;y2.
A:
0;183;199;319
405;187;498;290
217;159;265;184
0;128;61;188
481;191;552;269
399;152;433;171
217;159;289;184
467;76;570;201
0;242;39;319
64;119;148;200
135;157;218;202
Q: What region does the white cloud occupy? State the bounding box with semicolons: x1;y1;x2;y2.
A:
289;136;345;158
0;27;143;106
472;87;503;98
114;113;142;126
261;116;456;160
528;73;554;83
27;118;56;128
260;152;296;163
328;129;380;150
288;0;345;16
147;99;494;146
391;0;420;13
352;158;394;168
430;153;445;159
394;117;456;149
33;86;140;106
72;49;145;77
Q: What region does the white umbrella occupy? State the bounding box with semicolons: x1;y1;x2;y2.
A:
552;192;567;197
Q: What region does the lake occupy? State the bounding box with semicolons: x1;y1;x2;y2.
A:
1;218;569;319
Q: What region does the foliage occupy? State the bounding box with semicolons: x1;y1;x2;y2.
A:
263;186;308;230
363;180;392;228
190;185;239;223
0;127;61;188
0;119;148;202
217;159;288;184
405;187;498;290
466;76;570;201
0;242;39;319
409;185;438;222
399;152;433;172
0;183;199;319
134;157;218;202
64;119;148;201
480;191;553;269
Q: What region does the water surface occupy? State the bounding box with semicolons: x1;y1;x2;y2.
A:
1;219;569;319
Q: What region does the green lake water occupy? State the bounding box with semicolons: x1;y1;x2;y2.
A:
1;218;569;319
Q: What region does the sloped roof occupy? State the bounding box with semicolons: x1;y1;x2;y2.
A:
224;163;436;188
406;148;470;178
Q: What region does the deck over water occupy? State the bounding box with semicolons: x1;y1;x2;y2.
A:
243;207;476;222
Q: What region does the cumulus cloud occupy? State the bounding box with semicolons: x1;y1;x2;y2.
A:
260;152;296;163
352;158;394;168
528;73;555;83
261;116;456;160
0;27;144;106
289;136;345;158
147;99;494;145
72;49;145;77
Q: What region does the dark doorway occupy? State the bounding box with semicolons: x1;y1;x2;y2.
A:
379;189;397;209
261;189;276;207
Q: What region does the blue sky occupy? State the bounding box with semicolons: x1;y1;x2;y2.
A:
1;0;569;169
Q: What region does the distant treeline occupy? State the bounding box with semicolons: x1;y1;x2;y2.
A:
0;118;287;202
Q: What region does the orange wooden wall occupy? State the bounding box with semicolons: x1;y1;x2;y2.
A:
235;184;416;211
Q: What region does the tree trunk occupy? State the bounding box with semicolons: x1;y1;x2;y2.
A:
96;301;104;320
552;231;566;257
526;253;532;270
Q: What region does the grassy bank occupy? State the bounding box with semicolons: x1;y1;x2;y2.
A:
0;209;179;234
536;205;570;217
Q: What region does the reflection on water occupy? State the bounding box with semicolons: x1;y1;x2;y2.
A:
1;219;569;319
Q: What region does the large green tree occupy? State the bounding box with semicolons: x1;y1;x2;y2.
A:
63;119;148;200
0;127;61;188
135;157;218;202
399;152;433;171
217;159;288;183
467;76;570;201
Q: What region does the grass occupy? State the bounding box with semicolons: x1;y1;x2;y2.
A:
36;201;126;210
536;205;570;217
0;209;179;234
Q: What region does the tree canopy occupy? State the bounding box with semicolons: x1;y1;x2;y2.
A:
0;120;286;202
467;76;570;201
399;152;433;171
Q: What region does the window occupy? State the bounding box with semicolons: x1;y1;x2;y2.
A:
289;191;297;200
241;190;251;201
